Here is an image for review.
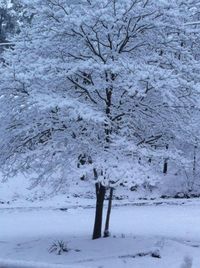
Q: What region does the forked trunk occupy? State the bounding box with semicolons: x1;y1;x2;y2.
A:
104;187;113;237
92;183;106;240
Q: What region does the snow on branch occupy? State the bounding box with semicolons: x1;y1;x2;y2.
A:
184;21;200;26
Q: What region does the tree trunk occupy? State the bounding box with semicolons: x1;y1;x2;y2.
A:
163;159;168;174
163;144;169;174
92;183;106;240
104;187;113;237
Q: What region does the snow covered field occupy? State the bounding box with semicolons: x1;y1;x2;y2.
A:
0;200;200;268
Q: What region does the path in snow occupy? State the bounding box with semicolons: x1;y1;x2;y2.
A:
0;201;200;267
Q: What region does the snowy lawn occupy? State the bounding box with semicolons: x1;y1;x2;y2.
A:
0;201;200;267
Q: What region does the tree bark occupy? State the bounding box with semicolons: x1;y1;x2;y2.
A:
104;187;113;237
92;183;106;240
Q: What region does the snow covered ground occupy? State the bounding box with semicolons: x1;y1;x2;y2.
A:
0;200;200;268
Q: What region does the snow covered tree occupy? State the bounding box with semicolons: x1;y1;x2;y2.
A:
0;0;27;57
0;1;13;54
1;0;200;239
